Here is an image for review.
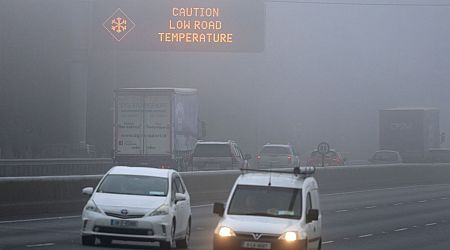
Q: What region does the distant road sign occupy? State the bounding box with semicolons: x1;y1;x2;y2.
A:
317;142;330;155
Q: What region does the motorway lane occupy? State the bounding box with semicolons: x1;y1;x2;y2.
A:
1;184;450;250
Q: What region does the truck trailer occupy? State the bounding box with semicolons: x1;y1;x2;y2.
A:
379;108;440;163
113;88;200;170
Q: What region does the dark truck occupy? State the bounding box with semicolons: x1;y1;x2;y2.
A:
113;88;201;170
379;108;440;163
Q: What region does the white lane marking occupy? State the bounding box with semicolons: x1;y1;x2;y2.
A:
365;206;376;209
417;200;427;203
0;216;80;224
322;183;450;197
322;241;334;244
393;202;403;206
26;243;55;248
335;209;349;213
359;234;373;238
394;228;408;232
425;223;437;226
440;197;448;200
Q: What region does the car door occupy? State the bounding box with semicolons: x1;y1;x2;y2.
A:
171;176;184;237
173;175;189;237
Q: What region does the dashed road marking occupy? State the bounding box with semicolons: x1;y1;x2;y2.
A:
417;200;427;203
359;234;373;238
322;241;334;244
26;243;55;248
0;216;80;224
335;209;349;213
365;206;376;209
394;228;408;232
393;202;403;206
425;223;437;226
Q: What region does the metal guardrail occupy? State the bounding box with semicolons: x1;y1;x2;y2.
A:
1;163;450;220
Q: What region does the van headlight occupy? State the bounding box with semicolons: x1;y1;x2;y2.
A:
149;204;169;216
84;201;101;214
279;231;305;242
217;227;236;237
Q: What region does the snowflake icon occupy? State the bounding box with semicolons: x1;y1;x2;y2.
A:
103;8;135;42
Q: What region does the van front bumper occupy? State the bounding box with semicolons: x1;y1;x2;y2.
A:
213;234;307;250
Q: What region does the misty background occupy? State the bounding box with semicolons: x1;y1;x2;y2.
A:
0;0;449;160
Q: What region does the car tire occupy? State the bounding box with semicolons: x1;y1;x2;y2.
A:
160;221;175;250
81;235;95;246
176;218;191;249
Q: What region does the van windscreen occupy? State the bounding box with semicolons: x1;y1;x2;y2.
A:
193;144;230;157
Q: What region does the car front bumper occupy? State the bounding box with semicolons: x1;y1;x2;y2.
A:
81;210;171;242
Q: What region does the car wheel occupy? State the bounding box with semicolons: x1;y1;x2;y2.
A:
176;218;191;249
81;235;95;246
160;221;175;250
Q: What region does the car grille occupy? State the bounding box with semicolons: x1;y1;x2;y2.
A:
105;212;145;219
98;226;148;235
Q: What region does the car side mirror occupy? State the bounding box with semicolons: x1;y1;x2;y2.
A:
244;154;252;160
175;193;187;203
213;202;225;217
82;187;93;196
306;209;319;223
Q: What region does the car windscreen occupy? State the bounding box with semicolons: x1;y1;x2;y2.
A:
228;185;302;219
96;174;168;196
193;144;230;157
373;152;398;161
260;146;291;155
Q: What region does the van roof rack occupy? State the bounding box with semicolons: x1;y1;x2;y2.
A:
240;167;315;177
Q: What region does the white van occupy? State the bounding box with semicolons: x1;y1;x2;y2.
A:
213;167;322;250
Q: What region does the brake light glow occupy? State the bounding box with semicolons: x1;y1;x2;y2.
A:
256;155;261;160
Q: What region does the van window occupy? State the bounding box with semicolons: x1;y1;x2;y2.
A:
193;144;230;157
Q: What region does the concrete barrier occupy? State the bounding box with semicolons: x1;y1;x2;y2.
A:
0;158;113;177
1;164;450;220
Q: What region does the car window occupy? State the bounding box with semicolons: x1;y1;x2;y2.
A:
193;144;230;157
97;174;168;196
261;146;291;155
228;185;302;219
174;175;185;194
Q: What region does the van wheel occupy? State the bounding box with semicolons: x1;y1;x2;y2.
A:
81;235;95;246
176;218;191;249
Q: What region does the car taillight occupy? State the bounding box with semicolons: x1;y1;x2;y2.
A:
288;155;292;163
256;155;261;160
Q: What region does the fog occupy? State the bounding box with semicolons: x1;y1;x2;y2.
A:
1;0;450;160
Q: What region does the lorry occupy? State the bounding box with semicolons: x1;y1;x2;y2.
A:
113;88;201;170
379;108;440;163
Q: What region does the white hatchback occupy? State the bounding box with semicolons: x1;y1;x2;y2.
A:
213;167;322;250
80;166;191;249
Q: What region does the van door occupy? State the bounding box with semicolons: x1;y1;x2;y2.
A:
305;191;321;249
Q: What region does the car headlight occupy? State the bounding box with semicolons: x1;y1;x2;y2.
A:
148;204;169;217
217;226;236;237
84;201;101;213
279;231;305;242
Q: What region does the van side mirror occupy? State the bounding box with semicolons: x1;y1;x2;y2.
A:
306;209;319;223
82;187;94;196
213;202;225;217
244;154;252;160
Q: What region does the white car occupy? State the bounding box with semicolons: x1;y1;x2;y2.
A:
80;166;191;249
213;167;322;250
256;144;300;168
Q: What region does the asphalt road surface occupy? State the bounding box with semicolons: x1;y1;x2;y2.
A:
1;183;450;250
